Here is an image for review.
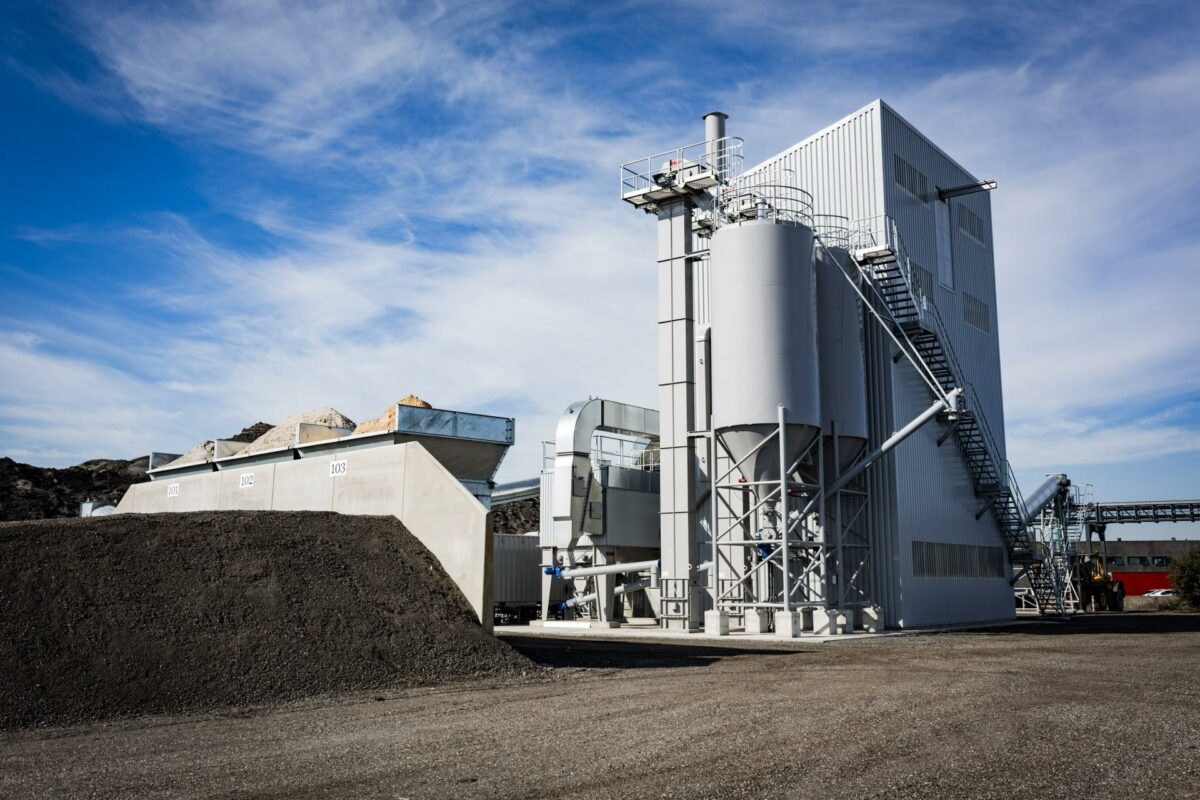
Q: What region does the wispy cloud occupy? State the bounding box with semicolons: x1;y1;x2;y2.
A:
1009;406;1200;468
3;0;1199;498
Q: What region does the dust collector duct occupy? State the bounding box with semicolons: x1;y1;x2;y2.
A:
710;220;820;482
815;244;869;471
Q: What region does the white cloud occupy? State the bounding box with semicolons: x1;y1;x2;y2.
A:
0;334;189;460
1009;407;1200;468
5;0;1200;495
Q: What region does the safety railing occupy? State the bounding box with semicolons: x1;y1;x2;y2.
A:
1005;460;1028;522
716;166;813;226
620;136;744;198
847;215;1022;514
849;215;932;330
811;214;851;248
817;224;948;405
591;433;660;472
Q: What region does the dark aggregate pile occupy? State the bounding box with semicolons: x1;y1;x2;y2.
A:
0;456;149;521
222;421;275;444
492;498;539;535
0;511;534;729
0;423;273;522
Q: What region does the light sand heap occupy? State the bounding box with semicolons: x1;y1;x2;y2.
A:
167;440;215;467
237;408;356;455
353;395;433;436
162;423;274;469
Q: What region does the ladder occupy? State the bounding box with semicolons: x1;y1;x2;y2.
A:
845;218;1058;614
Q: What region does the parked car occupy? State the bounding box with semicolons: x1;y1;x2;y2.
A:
1145;589;1177;597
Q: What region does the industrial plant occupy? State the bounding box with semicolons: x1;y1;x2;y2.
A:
103;100;1200;638
5;96;1199;800
7;0;1200;793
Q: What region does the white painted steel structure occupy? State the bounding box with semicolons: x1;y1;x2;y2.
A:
739;101;1016;628
620;100;1029;632
538;398;662;624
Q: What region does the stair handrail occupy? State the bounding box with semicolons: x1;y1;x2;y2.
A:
837;220;953;405
852;216;1053;607
883;219;1041;557
885;222;1016;494
1004;459;1031;534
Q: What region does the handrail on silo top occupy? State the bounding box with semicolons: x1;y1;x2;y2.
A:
716;167;813;227
811;214;851;248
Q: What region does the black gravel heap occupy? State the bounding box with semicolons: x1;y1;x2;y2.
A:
0;511;533;728
491;497;539;535
0;456;149;520
0;423;274;522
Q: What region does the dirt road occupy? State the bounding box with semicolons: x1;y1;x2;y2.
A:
2;614;1197;799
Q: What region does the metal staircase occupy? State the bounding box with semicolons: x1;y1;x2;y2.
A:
842;218;1059;614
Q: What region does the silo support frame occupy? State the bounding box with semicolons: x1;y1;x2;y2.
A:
708;408;828;632
827;423;873;613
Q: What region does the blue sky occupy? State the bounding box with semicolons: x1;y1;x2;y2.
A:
2;1;1198;539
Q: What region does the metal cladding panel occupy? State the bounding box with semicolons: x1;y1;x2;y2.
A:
1110;572;1171;596
493;533;541;605
878;102;1006;463
395;406;515;445
603;485;660;548
862;299;901;626
709;220;821;481
878;103;1012;625
889;367;1013;625
815;245;869;463
746;101;884;225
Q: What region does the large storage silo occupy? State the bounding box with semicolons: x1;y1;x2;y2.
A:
815;243;868;472
709;220;821;484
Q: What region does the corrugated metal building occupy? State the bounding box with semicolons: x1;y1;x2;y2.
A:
746;100;1012;627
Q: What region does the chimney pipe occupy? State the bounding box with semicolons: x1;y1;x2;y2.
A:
703;111;729;179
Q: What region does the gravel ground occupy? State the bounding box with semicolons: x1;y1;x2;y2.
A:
1;613;1196;799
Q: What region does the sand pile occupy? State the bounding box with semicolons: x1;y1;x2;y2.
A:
163;422;275;468
353;395;434;436
237;408;356;455
0;511;534;728
170;440;215;465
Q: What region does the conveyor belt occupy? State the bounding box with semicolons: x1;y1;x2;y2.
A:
1093;500;1200;525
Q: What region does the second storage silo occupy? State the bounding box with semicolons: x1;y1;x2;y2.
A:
709;219;821;483
814;243;868;471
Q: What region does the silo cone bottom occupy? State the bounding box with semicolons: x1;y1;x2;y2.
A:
704;609;729;636
775;611;804;639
